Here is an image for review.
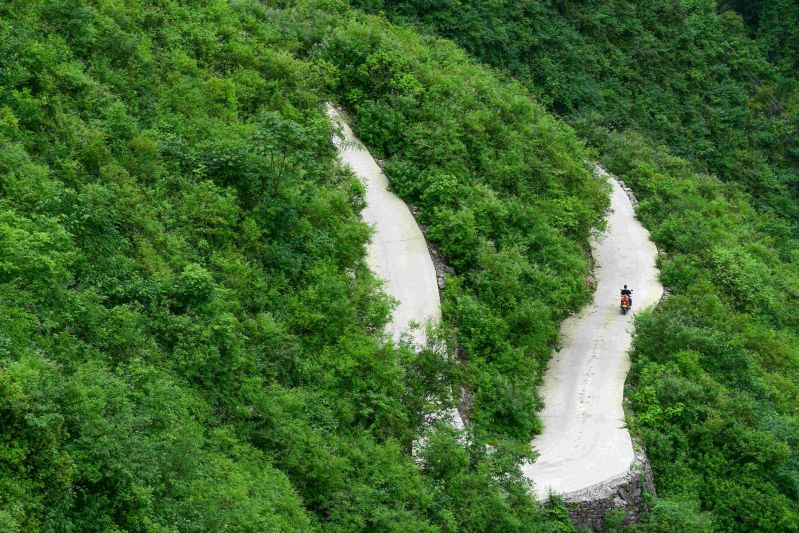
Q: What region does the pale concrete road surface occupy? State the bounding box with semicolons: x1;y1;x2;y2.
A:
522;168;662;500
327;105;440;345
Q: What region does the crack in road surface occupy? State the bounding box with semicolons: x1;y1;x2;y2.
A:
522;167;662;500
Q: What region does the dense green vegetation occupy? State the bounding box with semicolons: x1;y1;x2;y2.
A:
357;0;799;227
354;0;799;529
5;0;797;529
725;0;799;75
0;0;608;530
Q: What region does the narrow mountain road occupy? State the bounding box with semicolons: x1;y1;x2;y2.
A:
522;167;662;499
328;106;659;495
327;105;440;345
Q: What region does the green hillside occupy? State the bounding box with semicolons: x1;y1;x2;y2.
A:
0;0;607;530
352;0;799;530
3;0;798;530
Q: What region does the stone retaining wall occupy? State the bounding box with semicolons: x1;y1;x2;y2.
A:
557;448;656;531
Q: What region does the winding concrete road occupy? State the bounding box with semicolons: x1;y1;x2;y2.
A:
522;167;662;499
328;106;659;493
327;106;440;345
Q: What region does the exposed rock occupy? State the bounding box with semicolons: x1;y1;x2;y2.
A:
408;204;456;289
617;179;639;206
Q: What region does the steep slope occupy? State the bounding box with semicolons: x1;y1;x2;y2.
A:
524;171;662;499
301;8;609;444
349;0;799;528
585;125;799;531
0;1;608;530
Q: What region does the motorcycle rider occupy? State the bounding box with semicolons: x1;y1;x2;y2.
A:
620;285;633;307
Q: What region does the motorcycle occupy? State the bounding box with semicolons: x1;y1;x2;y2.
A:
620;294;631;315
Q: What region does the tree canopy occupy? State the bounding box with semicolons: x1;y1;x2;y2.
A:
0;0;605;530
